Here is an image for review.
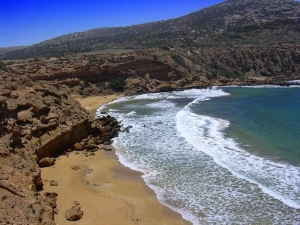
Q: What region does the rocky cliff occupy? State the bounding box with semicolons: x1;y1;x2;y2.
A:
4;46;300;96
0;71;120;224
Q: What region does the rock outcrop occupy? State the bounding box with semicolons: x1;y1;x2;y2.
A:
5;46;300;96
0;71;121;224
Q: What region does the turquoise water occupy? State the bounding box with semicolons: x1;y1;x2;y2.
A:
192;87;300;166
97;87;300;224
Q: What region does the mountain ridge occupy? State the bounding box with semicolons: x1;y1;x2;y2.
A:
2;0;300;60
1;0;300;91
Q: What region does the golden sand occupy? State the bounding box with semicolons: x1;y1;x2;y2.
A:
73;94;124;116
41;95;191;225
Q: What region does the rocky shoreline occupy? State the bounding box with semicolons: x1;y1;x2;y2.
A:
0;51;299;224
0;75;121;224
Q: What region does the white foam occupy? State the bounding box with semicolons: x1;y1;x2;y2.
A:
95;96;132;116
133;92;170;100
95;113;107;118
286;80;300;84
145;100;176;108
176;107;300;209
166;88;229;100
107;88;300;224
112;142;203;225
126;111;136;116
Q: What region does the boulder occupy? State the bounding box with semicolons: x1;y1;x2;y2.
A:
39;157;56;167
74;143;83;151
17;110;33;123
85;144;98;150
50;180;58;186
71;165;80;170
65;205;84;221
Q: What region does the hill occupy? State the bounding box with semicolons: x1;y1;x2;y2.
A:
0;46;27;58
1;0;300;90
1;0;300;60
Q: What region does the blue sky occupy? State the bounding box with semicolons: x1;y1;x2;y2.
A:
0;0;225;47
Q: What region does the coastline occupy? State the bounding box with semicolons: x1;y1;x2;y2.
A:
41;94;191;225
73;94;124;116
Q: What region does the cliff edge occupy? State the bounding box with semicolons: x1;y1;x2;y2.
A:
0;71;120;224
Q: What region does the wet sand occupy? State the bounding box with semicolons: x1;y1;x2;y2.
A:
40;95;191;225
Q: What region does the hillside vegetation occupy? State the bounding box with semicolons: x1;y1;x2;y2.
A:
1;0;300;86
2;0;300;59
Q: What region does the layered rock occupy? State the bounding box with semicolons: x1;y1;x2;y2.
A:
0;72;121;224
6;46;300;97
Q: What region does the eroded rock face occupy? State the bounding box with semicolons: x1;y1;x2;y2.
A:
0;73;121;224
10;52;184;84
7;48;300;97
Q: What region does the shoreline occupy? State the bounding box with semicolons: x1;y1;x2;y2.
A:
40;94;191;225
73;93;124;116
104;146;191;223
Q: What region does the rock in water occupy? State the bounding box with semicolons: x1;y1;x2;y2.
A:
65;205;84;221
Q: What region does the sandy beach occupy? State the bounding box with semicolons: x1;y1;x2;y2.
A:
73;94;124;116
41;95;191;225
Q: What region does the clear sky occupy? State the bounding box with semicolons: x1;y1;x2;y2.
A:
0;0;226;47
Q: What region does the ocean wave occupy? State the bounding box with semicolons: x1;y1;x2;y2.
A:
126;111;136;116
145;100;176;108
176;106;300;209
104;88;300;224
133;92;170;100
95;96;132;116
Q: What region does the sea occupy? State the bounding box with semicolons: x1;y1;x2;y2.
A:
96;86;300;224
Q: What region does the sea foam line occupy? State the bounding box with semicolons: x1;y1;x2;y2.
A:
106;88;231;225
112;140;200;225
106;88;300;224
176;102;300;209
